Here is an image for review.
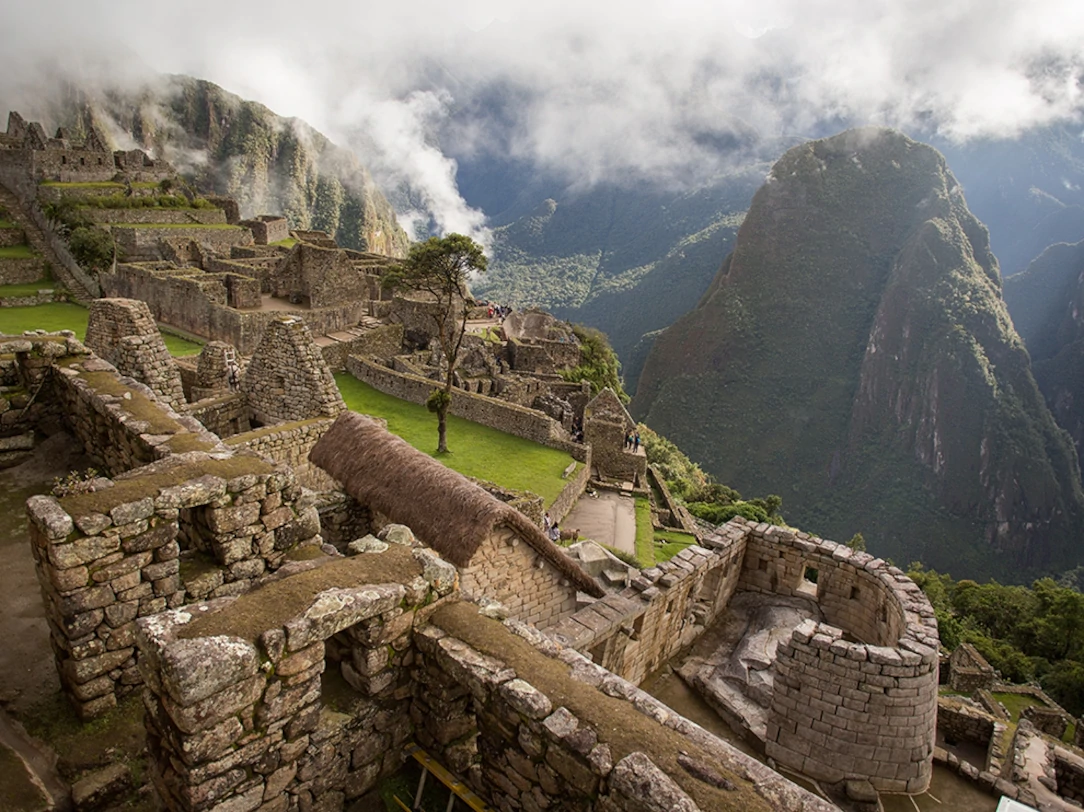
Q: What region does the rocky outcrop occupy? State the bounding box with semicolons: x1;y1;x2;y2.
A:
634;128;1084;579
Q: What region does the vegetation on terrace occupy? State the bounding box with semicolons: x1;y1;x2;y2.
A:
910;563;1084;716
0;244;38;259
0;303;202;356
0;279;55;297
335;374;574;505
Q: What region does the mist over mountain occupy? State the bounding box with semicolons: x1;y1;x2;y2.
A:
632;129;1084;581
38;76;410;255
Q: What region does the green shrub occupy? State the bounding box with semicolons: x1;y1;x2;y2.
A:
68;226;115;271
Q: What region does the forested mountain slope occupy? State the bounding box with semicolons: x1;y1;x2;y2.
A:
1005;242;1084;474
633;129;1084;581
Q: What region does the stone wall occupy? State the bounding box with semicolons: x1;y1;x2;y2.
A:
240;317;346;427
0;288;65;307
110;225;252;262
26;448;321;719
458;527;581;629
346;355;587;462
226;419;339;491
133;544;835;812
949;643;996;693
508;337;582;375
318;323;404;372
736;525;939;792
83;208;228;225
270;243;369;308
185;393;249;439
240;215;290;245
938;701;995;754
1055;747;1084;805
84;298;186;410
550;518;940;793
547;451;592;524
549;528;747;686
135;548;439;812
0;255;47;284
104;263;368;354
0;223;25;247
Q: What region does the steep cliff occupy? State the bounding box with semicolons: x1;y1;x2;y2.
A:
55;77;409;256
633;129;1083;579
1005;242;1084;475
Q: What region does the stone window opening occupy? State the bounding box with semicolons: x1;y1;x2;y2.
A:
797;565;819;598
79;156;85;166
61;155;67;165
850;585;860;600
631;614;644;640
758;558;768;572
590;639;607;665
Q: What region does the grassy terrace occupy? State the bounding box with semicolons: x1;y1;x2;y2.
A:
0;245;38;259
0;303;203;357
40;181;160;189
0;219;17;228
335;374;575;506
107;223;241;230
271;238;298;248
0;280;55;297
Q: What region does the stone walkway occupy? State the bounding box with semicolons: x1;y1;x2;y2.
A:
563;490;636;555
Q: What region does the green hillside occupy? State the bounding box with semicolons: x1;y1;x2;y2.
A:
633;128;1084;581
476;173;763;390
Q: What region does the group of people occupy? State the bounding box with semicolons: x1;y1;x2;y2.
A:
624;429;641;451
485;302;513;320
570;415;584;444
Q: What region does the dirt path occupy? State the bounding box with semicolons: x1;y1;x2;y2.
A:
562;491;636;555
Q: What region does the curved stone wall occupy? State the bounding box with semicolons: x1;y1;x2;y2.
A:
738;525;939;793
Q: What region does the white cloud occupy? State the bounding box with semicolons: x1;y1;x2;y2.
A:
1;0;1082;224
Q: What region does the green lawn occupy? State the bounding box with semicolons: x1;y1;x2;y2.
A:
0;280;54;297
655;529;698;563
335;374;575;505
0;245;37;259
634;496;656;567
0;303;202;357
271;238;298;248
0;302;87;335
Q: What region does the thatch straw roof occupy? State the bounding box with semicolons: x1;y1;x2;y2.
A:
310;412;603;597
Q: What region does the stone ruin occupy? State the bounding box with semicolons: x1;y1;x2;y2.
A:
0;111;175;184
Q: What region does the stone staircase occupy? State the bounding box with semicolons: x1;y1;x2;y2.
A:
0;181;95;303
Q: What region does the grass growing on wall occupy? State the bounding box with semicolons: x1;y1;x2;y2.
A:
0;245;38;259
271;238;298;248
0;303;203;357
655;529;698;563
335;373;574;505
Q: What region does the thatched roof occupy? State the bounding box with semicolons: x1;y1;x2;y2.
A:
311;412;603;597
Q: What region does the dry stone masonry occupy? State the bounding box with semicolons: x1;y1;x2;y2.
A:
133;541;836;812
241;316;346;426
548;517;940;794
85;298;187;410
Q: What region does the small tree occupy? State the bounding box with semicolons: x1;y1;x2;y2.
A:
383;233;487;453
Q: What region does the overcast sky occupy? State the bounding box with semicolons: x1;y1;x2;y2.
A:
2;0;1082;237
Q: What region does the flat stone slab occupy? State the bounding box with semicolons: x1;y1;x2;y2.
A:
564;491;636;556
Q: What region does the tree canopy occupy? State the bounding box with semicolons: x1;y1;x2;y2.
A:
383;233;488;453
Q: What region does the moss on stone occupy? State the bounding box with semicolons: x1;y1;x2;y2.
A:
432;602;774;812
225;418;326;445
177;547;423;643
165;433;217;454
59;456;273;517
